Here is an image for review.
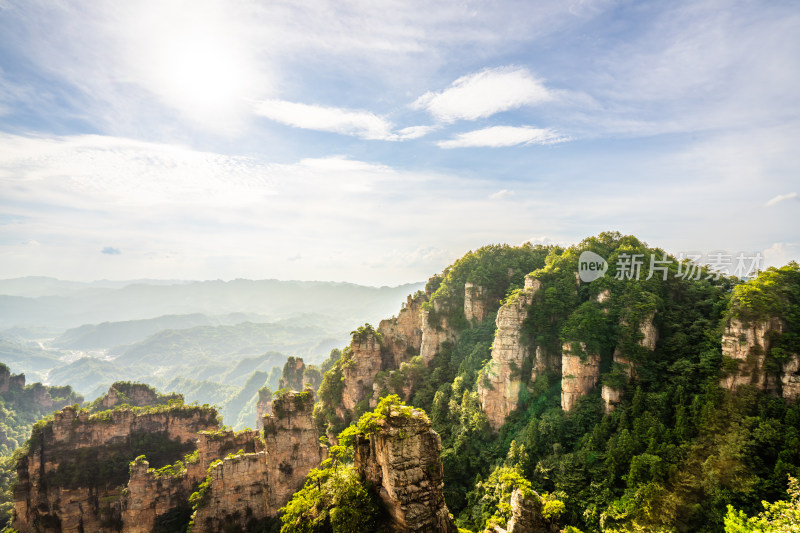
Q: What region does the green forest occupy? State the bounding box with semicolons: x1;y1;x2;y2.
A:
2;234;800;532
295;234;800;532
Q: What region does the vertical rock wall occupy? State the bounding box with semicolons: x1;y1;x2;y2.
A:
464;282;490;323
561;342;601;412
354;407;456;533
341;333;384;412
420;301;458;364
719;318;783;393
601;313;657;413
13;406;219;533
477;277;541;430
378;293;426;368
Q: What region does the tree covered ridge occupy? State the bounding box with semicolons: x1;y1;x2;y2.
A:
303;233;800;533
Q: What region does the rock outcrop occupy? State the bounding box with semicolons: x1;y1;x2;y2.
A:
561;342;600;412
193;390;326;532
465;282;491;323
122;456;198;533
782;356;800;401
0;366;27;394
262;390;328;509
279;357;307;390
190;452;271;533
255;387;272;430
13;391;326;533
341;331;384;412
505;488;557;533
601;313;657;413
100;382;182;410
354;406;456;533
13;405;219;533
379;292;426;368
420;300;458;364
478;277;541;430
720;318;783;393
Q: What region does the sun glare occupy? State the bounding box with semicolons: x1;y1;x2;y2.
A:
164;36;245;112
131;4;257;127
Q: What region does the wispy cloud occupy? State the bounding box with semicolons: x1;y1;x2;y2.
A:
413;66;554;122
765;192;798;207
437;126;567;148
490;189;515;199
101;246;121;255
254;99;432;141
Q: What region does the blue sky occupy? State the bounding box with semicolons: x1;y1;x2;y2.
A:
0;0;798;285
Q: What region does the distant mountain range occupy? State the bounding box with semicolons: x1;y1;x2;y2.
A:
0;276;424;431
0;277;423;329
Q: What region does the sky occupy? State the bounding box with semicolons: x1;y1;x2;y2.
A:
0;0;798;286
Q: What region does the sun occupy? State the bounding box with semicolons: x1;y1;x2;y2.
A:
164;35;246;111
133;4;258;127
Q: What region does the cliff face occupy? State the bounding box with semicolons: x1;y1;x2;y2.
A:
601;313;657;413
464;282;491;323
192;390;326;533
122;456;196;533
122;428;266;533
504;487;557;533
13;391;326;533
720;318;783;394
354;407;456;533
255;390;272;430
341;333;384;412
190;453;271;533
99;382;181;410
782;356;800;401
420;303;458;364
560;343;601;412
262;391;327;509
13;405;219;533
477;277;541;430
379;293;426;368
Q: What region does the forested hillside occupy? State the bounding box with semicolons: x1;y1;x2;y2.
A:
3;234;798;532
303;233;800;532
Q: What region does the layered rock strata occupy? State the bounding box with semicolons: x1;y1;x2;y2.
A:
505;488;557;533
13;391;326;533
341;332;384;412
561;342;601;412
478;277;541;430
354;407;457;533
13;405;218;532
420;300;458;364
191;391;326;532
378;293;426;368
464;282;490;323
720;318;783;394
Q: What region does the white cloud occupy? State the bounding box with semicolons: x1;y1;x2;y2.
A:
490;189;515;199
437;126;567;148
0;133;547;284
254;99;432;141
765;192;798;207
763;242;800;268
395;125;437;140
255;99;393;140
412;66;554;122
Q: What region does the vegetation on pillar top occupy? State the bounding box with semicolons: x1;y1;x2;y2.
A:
349;323;382;344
